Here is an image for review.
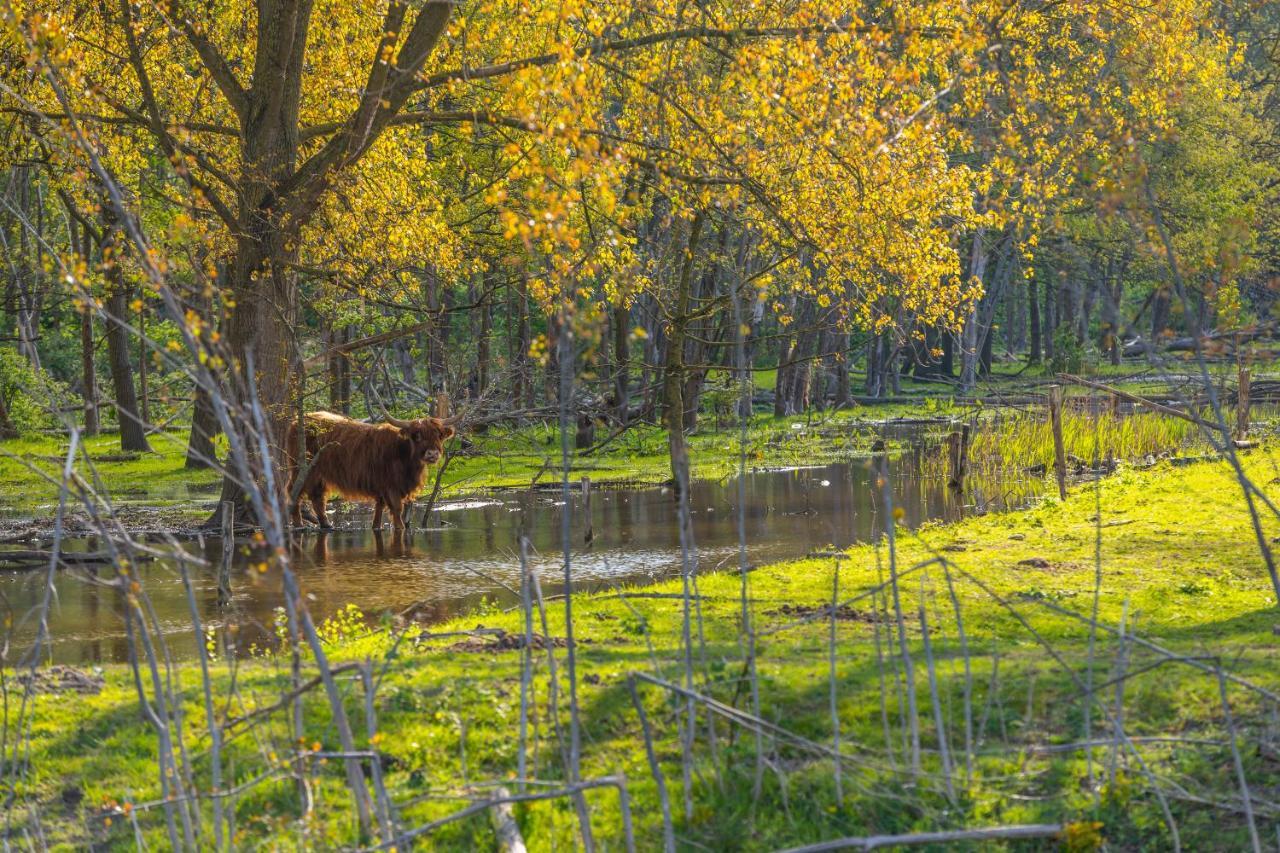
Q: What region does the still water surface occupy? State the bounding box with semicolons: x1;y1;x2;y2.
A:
2;451;1032;662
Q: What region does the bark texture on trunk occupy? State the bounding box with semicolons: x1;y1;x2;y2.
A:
101;231;151;453
959;229;988;391
1027;273;1041;363
662;213;703;488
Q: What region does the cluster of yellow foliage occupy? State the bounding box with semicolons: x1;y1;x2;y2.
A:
1;0;1234;339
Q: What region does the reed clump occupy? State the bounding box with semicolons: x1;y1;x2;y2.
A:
951;409;1205;477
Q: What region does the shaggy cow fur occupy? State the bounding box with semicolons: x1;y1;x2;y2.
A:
286;411;456;529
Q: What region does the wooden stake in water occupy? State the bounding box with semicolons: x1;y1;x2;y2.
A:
1048;385;1068;501
581;476;593;545
946;424;971;491
218;500;234;606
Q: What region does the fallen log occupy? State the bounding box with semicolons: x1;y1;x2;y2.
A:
0;549;129;566
1056;374;1218;430
775;823;1064;852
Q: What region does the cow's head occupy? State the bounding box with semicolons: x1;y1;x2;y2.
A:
387;415;457;465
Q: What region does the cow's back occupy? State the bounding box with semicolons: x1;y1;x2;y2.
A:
291;412;422;502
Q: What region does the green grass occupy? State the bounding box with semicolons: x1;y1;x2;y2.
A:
0;430;222;506
11;454;1280;849
959;409;1206;475
0;410;910;520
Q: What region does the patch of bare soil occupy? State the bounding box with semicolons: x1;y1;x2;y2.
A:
0;505;210;543
765;602;893;623
1013;556;1075;572
439;629;572;653
15;664;105;695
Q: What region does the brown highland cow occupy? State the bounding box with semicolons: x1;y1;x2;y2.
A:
286;411;457;529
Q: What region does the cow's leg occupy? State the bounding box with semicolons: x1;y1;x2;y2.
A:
309;485;331;529
372;499;384;529
388;497;405;531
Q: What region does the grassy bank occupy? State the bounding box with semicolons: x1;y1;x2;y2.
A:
11;454;1280;849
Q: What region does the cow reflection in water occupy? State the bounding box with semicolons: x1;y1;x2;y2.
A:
305;530;412;564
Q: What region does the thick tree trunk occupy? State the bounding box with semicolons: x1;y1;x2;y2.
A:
186;384;220;469
215;228;299;512
1151;287;1172;341
785;301;819;414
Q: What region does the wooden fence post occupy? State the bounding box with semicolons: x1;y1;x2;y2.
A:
581;476;593;545
946;424;971;491
1237;366;1250;438
218;500;234;606
1048;385;1068;501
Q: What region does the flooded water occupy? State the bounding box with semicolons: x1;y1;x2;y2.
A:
0;449;1035;662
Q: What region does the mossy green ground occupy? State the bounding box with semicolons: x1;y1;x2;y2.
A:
12;455;1280;849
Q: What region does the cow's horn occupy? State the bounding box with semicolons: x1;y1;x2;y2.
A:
385;414;412;429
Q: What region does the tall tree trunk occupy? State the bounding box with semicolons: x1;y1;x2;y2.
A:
515;274;533;412
785;300;819;414
69;216;100;436
978;321;995;376
103;270;151;453
81;309;99;436
960;229;988;391
864;332;881;397
833;333;851;407
425;272;447;394
137;303;149;426
1027;272;1042;363
885;338;902;395
1043;270;1056;362
612;303;629;423
544;310;560;408
662;213;703;488
475;280;492;398
1151;287;1171;342
773;294;796;416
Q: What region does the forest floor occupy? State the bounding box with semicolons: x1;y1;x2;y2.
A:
11;454;1280;849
